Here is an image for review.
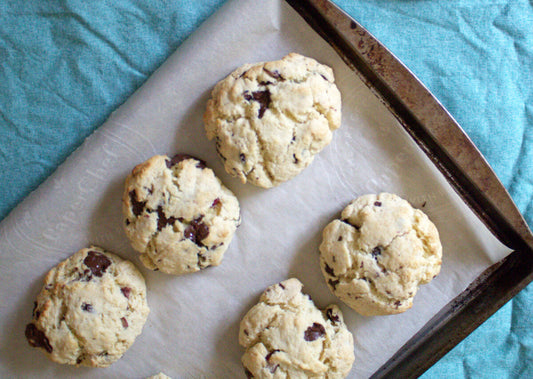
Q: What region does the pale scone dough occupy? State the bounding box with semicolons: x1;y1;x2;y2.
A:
204;53;341;188
25;246;149;367
239;278;354;378
319;193;442;316
122;154;240;275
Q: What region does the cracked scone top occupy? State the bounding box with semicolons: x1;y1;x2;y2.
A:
204;53;341;188
319;193;442;316
239;278;355;378
122;154;240;275
24;246;149;367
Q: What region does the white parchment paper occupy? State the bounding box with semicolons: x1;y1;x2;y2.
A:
0;0;512;378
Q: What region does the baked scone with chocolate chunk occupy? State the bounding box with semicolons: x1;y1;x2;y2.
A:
319;193;442;316
25;246;149;367
239;278;354;378
204;53;341;188
122;154;240;275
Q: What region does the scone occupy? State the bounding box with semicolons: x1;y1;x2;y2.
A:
122;154;241;275
239;278;354;378
319;193;442;316
204;53;341;188
25;246;150;367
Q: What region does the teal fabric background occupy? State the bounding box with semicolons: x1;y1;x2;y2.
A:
0;0;531;377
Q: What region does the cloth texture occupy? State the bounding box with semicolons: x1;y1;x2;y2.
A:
0;0;531;377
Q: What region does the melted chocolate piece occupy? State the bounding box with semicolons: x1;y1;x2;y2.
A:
265;352;280;374
165;154;207;169
121;287;131;299
243;90;271;118
341;218;360;230
324;264;335;276
328;279;339;289
326;308;340;324
244;367;254;378
184;216;210;246
121;317;128;328
265;349;280;362
374;201;382;207
157;206;177;231
25;323;53;353
304;323;326;342
81;303;93;312
129;190;146;216
371;246;382;258
83;251;111;277
263;67;282;80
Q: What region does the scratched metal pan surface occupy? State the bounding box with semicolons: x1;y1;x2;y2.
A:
286;0;533;377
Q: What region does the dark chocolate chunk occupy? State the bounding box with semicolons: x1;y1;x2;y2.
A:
129;190;146;216
324;264;335;276
293;154;299;164
371;246;382;258
374;201;382;207
121;317;128;328
263;67;282;80
25;323;53;353
157;206;177;231
121;287;131;299
76;355;84;364
341;218;360;230
32;301;38;318
337;235;343;241
166;153;207;169
184;216;210;246
279;283;285;290
304;323;326;342
125;219;130;226
265;349;280;362
326;308;340;324
240;153;246;163
328;279;339;289
243;89;271;118
79;268;92;282
350;20;357;29
394;300;402;308
265;350;280;374
81;303;93;312
83;251;112;277
252;90;271;118
211;198;221;208
244;367;254;378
